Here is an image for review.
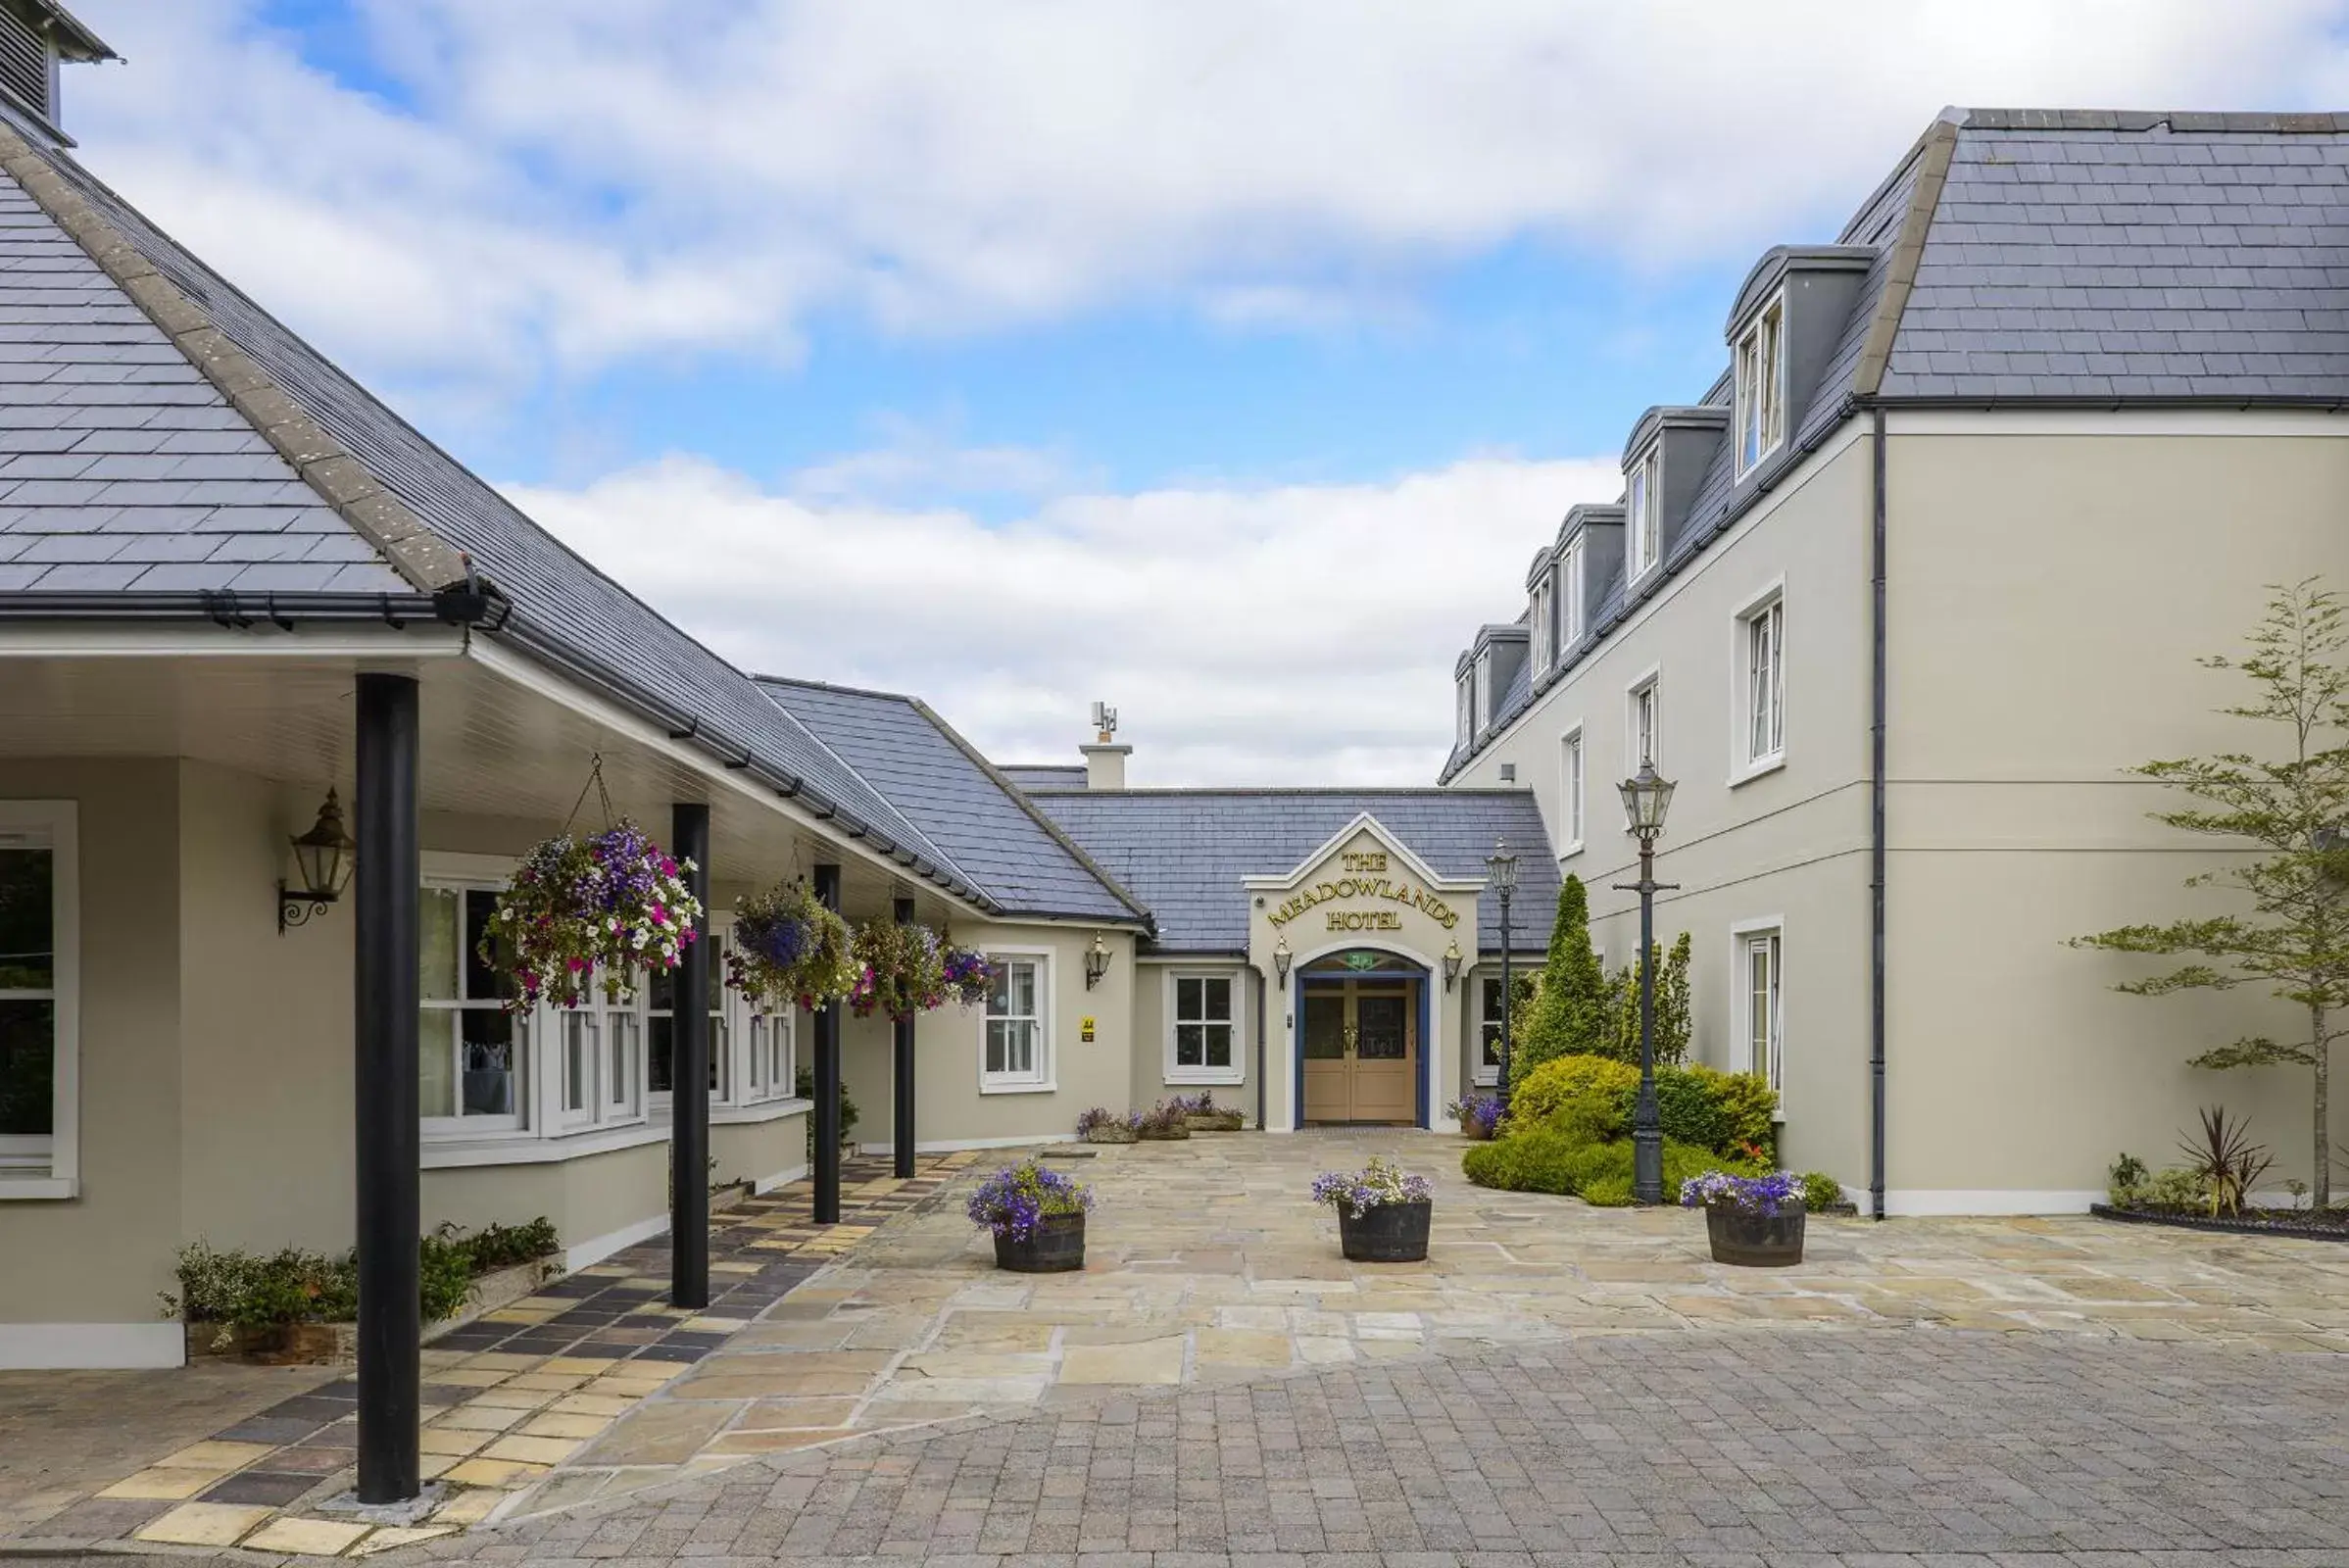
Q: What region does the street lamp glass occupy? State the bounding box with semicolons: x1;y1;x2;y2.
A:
1617;760;1677;838
1483;839;1519;893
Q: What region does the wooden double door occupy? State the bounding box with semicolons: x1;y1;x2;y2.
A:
1301;980;1419;1124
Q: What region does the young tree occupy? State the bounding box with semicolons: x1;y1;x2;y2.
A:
1598;936;1691;1066
2073;579;2349;1207
1511;874;1610;1074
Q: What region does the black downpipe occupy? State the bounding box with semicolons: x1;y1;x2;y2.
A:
669;804;711;1308
353;673;420;1504
1254;965;1267;1132
892;896;917;1178
1869;408;1889;1221
812;864;843;1223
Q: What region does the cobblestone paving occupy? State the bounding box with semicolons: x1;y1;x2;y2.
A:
379;1328;2349;1565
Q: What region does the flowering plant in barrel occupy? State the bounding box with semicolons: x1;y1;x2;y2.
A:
940;945;996;1007
723;880;856;1011
1310;1156;1434;1262
850;920;948;1019
484;821;702;1009
1681;1169;1808;1267
968;1157;1093;1272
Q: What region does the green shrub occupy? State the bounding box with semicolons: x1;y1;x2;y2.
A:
1461;1126;1745;1200
1579;1173;1635;1207
1507;1054;1638;1133
1799;1171;1844;1211
455;1217;561;1273
2146;1166;2208;1209
418;1232;476;1324
798;1066;860;1161
2106;1152;2150;1206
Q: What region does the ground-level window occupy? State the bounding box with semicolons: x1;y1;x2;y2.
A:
0;803;73;1190
1168;971;1240;1083
983;953;1050;1090
1559;727;1585;854
1741;928;1783;1095
420;884;522;1132
649;934;728;1104
742;1004;796;1104
1476;974;1506;1086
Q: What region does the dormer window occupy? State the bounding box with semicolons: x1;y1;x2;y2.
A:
1530;577;1553;678
1558;535;1585;648
1735;294;1786;476
1626;448;1660;582
1473;654;1492;734
1455;673;1473;747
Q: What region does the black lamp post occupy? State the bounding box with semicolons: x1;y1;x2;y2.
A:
1484;839;1520;1113
1613;759;1679;1204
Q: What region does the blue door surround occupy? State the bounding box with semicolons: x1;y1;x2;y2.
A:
1293;952;1433;1129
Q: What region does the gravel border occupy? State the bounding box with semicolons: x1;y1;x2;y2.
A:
2089;1201;2349;1243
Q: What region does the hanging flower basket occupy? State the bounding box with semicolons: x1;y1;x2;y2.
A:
851;920;948;1019
725;880;856;1010
484;821;702;1009
941;944;996;1008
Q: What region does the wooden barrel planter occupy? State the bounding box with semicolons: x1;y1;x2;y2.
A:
1338;1200;1431;1263
994;1211;1087;1272
1704;1203;1805;1267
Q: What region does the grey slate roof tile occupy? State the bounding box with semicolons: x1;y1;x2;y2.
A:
1032;790;1559;954
759;678;1140;923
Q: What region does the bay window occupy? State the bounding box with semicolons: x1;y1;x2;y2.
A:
420;883;522;1133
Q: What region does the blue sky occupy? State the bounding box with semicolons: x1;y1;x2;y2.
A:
60;0;2349;779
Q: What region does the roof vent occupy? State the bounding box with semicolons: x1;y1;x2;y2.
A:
0;7;53;122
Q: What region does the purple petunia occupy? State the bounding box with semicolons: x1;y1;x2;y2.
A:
967;1159;1094;1240
1680;1170;1807;1216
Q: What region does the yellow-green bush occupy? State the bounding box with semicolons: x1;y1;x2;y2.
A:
1505;1054;1638;1133
1460;1125;1747;1200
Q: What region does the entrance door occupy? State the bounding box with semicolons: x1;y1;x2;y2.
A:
1299;980;1419;1125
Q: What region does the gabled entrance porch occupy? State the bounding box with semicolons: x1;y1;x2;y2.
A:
1297;950;1425;1126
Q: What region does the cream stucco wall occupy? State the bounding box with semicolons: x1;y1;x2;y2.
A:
849;921;1140;1151
1883;419;2349;1200
0;759;183;1332
1130;961;1258;1121
1450;434;1875;1187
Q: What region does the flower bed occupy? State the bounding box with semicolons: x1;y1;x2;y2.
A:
2090;1203;2349;1242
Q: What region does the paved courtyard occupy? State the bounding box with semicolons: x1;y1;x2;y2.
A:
12;1129;2349;1562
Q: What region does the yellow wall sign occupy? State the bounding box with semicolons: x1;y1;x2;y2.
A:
1080;1016;1096;1043
1265;871;1460;932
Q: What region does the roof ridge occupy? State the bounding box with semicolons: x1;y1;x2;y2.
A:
1957;108;2349;133
0;122;473;595
902;696;1158;929
752;671;922;706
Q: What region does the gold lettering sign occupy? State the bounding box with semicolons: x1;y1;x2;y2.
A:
1342;851;1389;873
1266;869;1458;931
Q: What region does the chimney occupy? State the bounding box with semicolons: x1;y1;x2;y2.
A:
1082;701;1130;791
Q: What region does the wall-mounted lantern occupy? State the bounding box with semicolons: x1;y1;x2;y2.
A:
1272;934;1293;987
279;789;356;933
1442;939;1463;992
1083;930;1111;990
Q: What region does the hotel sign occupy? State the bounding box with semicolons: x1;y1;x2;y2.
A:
1266;853;1463;933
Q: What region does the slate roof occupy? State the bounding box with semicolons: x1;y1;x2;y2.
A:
0;174;408;594
999;763;1086;791
1029;788;1559;955
0;109;987;903
1445;107;2349;780
757;678;1149;925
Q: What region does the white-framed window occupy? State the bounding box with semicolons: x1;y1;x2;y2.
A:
738;1000;796;1106
1166;970;1241;1084
1740;593;1786;771
0;802;75;1197
981;950;1052;1092
1475;973;1508;1087
1735;294;1786;476
1626;448;1660;582
1628;673;1660;769
1735;922;1784;1100
1455;674;1473;747
1558;536;1586;649
420;881;525;1136
649;932;730;1107
1530;576;1553;679
1473;653;1492;734
1559;726;1585;855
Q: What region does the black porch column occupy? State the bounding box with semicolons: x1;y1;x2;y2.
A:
812;863;843;1223
669;804;711;1309
354;673;419;1505
892;896;917;1179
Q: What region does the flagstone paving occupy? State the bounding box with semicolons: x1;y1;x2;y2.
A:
16;1129;2349;1560
0;1152;974;1560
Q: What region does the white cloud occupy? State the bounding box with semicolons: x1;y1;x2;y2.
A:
508;452;1621;785
64;0;2349;393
